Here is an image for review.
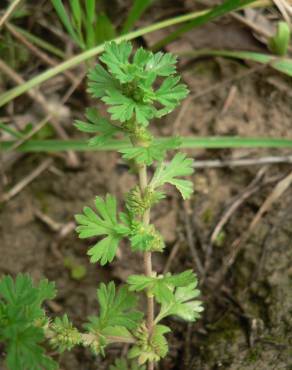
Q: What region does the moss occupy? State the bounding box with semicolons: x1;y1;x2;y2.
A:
244;347;261;364
200;314;244;365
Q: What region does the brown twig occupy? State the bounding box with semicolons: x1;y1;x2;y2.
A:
183;203;204;275
5;22;77;84
163;236;183;274
50;221;76;260
191;155;292;168
0;158;53;203
210;166;269;246
220;85;237;115
212;171;292;287
9;70;86;152
273;0;291;24
0;59;79;167
0;0;23;29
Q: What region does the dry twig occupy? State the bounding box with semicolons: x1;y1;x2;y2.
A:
183;203;204;275
0;0;23;29
0;158;53;203
192;155;292;168
5;22;77;84
212;171;292;287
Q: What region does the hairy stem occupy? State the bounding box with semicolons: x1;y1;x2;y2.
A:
138;164;154;370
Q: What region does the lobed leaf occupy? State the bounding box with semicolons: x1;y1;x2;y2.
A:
100;41;133;83
88;63;119;98
0;274;57;370
75;195;128;265
156;281;204;322
119;137;181;165
74;107;121;146
127;270;196;303
150;152;194;199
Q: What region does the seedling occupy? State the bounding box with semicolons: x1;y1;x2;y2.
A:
0;41;203;369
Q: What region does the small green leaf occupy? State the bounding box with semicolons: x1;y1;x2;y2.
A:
119;137;181;165
85;282;143;333
102;89;156;125
74;107;121;146
88;63;119;98
156;281;204;322
75;195;128;265
155;76;189;115
146;52;177;76
127;270;196;303
100;41;133;83
150;152;194;199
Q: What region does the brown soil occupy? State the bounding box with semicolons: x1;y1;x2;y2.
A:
1;7;292;370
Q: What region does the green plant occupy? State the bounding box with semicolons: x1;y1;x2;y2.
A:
74;40;203;368
51;0;154;51
0;41;203;369
51;0;116;50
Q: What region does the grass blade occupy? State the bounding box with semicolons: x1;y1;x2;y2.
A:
122;0;154;34
70;0;82;29
181;49;292;76
51;0;82;47
1;137;292;152
152;0;257;50
0;123;23;138
84;0;96;48
86;0;95;24
69;0;84;47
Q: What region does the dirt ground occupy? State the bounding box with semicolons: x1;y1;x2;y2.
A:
0;3;292;369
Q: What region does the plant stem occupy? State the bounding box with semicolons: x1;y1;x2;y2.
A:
138;164;154;370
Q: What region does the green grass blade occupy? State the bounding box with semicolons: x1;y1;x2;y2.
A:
86;0;95;24
84;0;96;48
0;123;23;139
152;0;257;50
122;0;154;34
70;0;82;29
1;137;292;152
181;49;292;76
51;0;82;47
69;0;85;47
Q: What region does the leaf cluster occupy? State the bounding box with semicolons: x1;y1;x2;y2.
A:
0;274;57;370
127;270;203;324
87;41;188;127
129;324;170;365
84;282;143;355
